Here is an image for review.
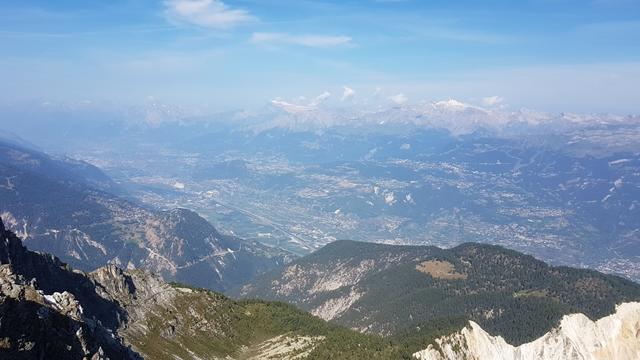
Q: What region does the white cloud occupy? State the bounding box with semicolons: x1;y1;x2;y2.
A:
164;0;254;29
250;32;352;47
309;91;331;106
341;86;355;101
389;93;408;105
481;95;504;107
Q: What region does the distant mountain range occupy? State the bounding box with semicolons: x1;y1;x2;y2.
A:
2;99;640;154
2;101;639;358
0;100;638;283
0;138;292;291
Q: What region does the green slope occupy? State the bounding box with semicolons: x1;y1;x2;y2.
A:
235;240;640;345
122;282;466;360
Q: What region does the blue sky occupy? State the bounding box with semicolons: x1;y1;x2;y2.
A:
1;0;639;113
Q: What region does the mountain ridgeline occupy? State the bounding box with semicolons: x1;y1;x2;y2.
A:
0;139;292;291
2;216;640;359
0;216;500;359
235;240;640;345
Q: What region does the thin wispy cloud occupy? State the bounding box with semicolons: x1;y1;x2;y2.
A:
163;0;255;29
250;32;352;47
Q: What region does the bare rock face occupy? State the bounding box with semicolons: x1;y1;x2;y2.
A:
235;240;427;325
0;215;230;359
89;264;177;324
0;217;141;360
413;302;640;360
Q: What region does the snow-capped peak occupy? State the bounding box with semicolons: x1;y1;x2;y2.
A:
432;99;476;111
270;99;314;114
270;91;332;114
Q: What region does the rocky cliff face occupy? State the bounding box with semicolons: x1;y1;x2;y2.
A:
0;217;140;359
0;140;293;291
0;215;264;359
0;217;390;359
413;302;640;360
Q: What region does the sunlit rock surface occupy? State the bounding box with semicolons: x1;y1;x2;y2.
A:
414;302;640;360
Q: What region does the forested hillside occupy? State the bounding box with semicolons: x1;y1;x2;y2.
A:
237;240;640;345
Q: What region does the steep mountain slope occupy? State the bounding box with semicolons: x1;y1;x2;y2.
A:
235;240;640;345
0;139;291;291
0;216;462;359
3;216;640;359
0;216;140;359
413;302;640;360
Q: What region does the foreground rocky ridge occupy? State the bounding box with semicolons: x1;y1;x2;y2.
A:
236;240;640;344
0;139;292;291
413;302;640;360
0;216;139;359
3;216;640;359
0;216;323;359
0;217;443;359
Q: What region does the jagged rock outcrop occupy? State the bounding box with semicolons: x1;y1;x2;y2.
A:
0;215;418;359
0;215;334;359
413;302;640;360
0;217;140;359
89;264;180;326
4;213;640;360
